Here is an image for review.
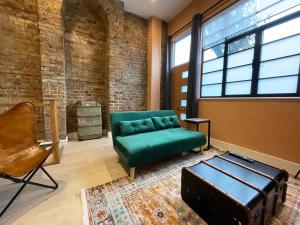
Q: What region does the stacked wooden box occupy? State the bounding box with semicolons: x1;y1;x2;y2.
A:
76;101;102;141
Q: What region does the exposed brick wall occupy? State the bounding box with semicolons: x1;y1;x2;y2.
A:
0;0;154;138
90;0;148;114
64;1;108;133
37;0;67;139
118;12;148;111
0;0;42;104
0;1;46;139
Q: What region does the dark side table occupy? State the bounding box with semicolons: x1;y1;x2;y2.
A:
185;118;211;150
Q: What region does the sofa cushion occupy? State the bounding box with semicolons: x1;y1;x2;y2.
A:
152;115;180;130
119;118;155;136
111;110;176;143
115;127;206;167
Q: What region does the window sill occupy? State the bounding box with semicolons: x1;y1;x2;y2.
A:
198;97;300;100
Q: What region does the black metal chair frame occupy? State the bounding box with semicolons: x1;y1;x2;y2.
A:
0;157;58;218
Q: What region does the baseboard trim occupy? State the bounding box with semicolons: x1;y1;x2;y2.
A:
211;138;299;176
81;188;89;225
38;138;68;145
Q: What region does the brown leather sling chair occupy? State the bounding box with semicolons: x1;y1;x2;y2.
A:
0;102;58;217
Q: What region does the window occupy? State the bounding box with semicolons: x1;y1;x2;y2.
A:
225;34;255;96
181;71;189;78
180;114;186;120
181;85;187;93
201;0;300;97
173;34;191;67
201;43;224;97
180;71;188;120
181;100;187;107
258;18;300;94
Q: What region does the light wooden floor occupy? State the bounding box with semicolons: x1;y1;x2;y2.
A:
0;138;127;225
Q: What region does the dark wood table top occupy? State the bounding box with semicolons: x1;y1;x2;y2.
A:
185;118;210;123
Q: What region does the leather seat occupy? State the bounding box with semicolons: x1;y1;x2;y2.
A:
0;102;58;218
0;103;52;177
0;145;49;177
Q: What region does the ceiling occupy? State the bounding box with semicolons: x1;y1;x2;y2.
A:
122;0;193;22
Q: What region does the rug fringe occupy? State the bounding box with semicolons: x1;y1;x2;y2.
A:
81;188;89;225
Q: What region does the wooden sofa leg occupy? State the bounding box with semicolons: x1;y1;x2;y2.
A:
200;147;203;154
129;167;135;182
192;147;203;154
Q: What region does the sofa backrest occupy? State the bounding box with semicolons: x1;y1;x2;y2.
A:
110;110;176;144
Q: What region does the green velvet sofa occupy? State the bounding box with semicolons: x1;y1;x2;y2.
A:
110;110;207;181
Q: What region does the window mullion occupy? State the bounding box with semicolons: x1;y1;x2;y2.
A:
251;31;262;96
222;41;229;96
297;63;300;96
200;48;203;97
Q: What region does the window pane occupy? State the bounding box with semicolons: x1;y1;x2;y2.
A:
203;44;225;61
261;35;300;61
226;81;252;95
181;85;187;93
201;84;222;97
202;57;224;73
181;71;189;78
203;0;256;48
263;17;300;44
203;0;299;49
258;76;298;94
174;34;191;66
257;0;300;26
226;65;252;82
228;34;255;54
228;48;254;68
180;114;186;120
202;71;223;85
259;56;300;78
181;100;187;107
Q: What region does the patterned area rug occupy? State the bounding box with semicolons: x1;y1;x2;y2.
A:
81;149;300;225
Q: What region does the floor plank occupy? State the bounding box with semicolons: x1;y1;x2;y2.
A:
0;138;127;225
